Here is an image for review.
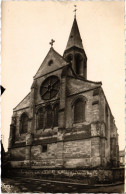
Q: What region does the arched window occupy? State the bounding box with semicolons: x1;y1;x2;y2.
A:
37;107;44;130
46;105;53;128
53;104;59;127
20;113;28;134
75;54;83;75
74;99;85;123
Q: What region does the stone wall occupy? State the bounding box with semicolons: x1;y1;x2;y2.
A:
31;143;57;160
9;139;92;169
64;139;91;158
99;89;119;166
63;139;91;168
10;147;26;161
6;168;124;185
9;134;108;169
31;143;57;168
8;69;119;170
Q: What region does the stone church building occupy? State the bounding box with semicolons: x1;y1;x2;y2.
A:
8;16;119;170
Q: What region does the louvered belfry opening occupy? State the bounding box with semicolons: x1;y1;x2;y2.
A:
75;54;82;75
74;99;85;123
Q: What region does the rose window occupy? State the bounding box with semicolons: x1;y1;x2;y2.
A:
40;76;60;100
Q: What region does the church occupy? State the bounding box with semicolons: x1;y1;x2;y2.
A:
8;14;119;170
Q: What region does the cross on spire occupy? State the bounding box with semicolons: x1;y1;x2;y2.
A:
73;5;77;18
49;39;55;47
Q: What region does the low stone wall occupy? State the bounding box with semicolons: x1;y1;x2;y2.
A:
5;168;124;185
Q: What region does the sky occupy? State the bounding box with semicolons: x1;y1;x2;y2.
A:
1;1;125;151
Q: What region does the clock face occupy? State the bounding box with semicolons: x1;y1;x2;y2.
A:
40;76;60;100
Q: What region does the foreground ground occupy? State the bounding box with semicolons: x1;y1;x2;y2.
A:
2;177;124;193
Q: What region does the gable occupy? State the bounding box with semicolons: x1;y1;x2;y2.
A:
67;77;102;96
13;93;31;111
34;48;67;79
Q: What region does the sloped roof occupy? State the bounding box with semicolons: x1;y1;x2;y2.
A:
67;76;102;96
34;47;67;79
65;18;83;51
13;92;31;111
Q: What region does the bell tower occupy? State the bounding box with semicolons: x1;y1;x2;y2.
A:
63;17;87;79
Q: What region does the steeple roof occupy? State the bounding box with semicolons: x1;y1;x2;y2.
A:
65;18;83;50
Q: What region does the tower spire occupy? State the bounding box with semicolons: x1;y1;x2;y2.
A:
63;9;87;79
64;17;83;51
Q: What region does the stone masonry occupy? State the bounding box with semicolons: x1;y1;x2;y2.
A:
8;17;119;170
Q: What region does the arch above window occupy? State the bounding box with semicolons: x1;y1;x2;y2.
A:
71;95;87;107
20;113;29;134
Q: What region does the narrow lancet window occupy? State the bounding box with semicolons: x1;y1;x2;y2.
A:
37;107;44;129
53;104;59;127
46;105;53;128
20;113;28;134
74;99;85;123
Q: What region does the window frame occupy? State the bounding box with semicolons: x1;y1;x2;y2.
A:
53;103;59;127
72;97;86;124
37;107;44;130
46;105;53;129
20;113;29;134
